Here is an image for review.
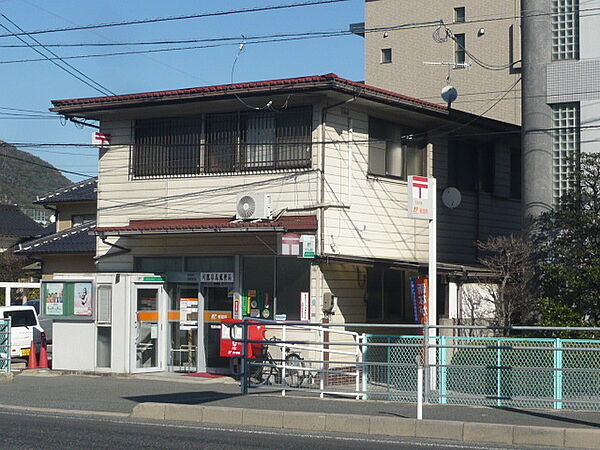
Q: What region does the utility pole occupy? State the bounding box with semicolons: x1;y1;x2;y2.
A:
521;0;554;219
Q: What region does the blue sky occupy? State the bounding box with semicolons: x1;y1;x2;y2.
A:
0;0;364;181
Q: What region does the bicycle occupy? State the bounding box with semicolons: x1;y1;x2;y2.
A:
245;337;307;388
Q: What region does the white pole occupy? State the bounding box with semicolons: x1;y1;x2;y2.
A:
428;177;437;392
416;357;423;420
282;324;287;397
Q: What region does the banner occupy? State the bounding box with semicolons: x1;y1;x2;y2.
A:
411;277;429;327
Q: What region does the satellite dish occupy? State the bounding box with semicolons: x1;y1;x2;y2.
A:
441;85;458;105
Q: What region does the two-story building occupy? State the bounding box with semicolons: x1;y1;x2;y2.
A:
47;73;520;374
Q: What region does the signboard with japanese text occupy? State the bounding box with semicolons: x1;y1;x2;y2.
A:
411;277;429;329
408;176;434;220
200;272;234;283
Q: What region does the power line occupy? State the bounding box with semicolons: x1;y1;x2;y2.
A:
0;14;114;96
0;0;350;38
0;150;94;178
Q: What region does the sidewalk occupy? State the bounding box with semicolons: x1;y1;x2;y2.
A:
0;371;599;430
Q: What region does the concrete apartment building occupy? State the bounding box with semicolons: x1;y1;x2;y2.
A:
363;0;522;125
522;0;600;216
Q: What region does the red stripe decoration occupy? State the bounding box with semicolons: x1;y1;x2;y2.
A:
413;183;428;188
413;176;429;182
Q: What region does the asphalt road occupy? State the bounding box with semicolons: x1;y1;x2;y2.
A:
0;409;542;450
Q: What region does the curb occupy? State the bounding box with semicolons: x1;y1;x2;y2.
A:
130;403;600;448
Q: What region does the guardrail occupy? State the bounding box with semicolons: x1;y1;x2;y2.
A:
233;319;600;413
0;318;11;373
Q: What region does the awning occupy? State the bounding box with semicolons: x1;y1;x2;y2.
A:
94;215;318;237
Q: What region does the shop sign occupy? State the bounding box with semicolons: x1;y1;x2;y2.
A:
204;311;232;322
142;276;164;282
200;272;234;283
300;291;310;321
411;277;429;327
275;314;287;321
281;233;300;256
233;293;242;320
300;235;316;258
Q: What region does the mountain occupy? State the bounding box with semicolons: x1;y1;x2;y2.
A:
0;140;72;210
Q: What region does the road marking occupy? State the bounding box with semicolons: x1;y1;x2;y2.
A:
0;409;524;449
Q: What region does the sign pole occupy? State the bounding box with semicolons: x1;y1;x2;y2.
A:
427;177;437;393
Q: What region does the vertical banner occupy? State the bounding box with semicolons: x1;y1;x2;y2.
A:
411;277;429;328
300;291;310;321
233;292;242;320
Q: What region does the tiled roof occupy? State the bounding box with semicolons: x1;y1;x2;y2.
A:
35;177;97;204
0;204;45;237
94;215;317;236
51;73;447;115
16;221;96;255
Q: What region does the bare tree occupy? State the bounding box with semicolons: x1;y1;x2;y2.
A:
0;250;30;281
477;235;535;335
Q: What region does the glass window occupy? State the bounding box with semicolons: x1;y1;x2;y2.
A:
369;118;426;180
454;7;466;23
366;267;413;322
381;48;392;64
97;326;111;368
552;0;579;60
448;140;494;193
72;214;96;226
455;33;466;65
185;256;234;273
276;257;310;321
3;310;37;327
552;103;580;203
242;256;275;311
97;285;112;324
134;257;183;273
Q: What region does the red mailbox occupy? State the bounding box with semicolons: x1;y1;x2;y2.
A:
220;319;265;358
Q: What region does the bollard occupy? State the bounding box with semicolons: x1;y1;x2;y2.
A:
416;354;423;420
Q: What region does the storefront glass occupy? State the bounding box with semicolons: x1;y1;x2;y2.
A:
168;285;198;372
135;287;161;369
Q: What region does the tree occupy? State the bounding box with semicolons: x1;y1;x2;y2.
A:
532;152;600;325
0;250;30;281
476;234;535;335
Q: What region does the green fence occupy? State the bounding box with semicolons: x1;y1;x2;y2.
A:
365;335;600;410
0;319;10;373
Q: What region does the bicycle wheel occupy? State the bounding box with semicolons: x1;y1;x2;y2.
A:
249;353;275;386
284;353;306;388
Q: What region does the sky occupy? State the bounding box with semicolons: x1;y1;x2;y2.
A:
0;0;365;182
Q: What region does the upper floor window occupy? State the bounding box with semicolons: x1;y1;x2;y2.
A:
454;34;466;65
552;0;579;60
552;102;580;203
131;108;312;178
368;117;427;180
454;7;466;23
72;214;96;226
448;140;494;193
381;48;392;64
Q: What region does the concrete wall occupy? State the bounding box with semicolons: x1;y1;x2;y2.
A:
365;0;522;124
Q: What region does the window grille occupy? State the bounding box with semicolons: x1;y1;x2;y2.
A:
132;108;312;178
454;7;466;23
381;48;392;64
552;0;579;60
552;103;580;203
454;34;466;65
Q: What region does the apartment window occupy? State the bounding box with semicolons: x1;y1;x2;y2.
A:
454;33;466;65
552;103;580;203
132;108;312;178
448;140;494;193
381;48;392;64
454;7;466;23
510;148;522;199
72;214;96;226
552;0;579;60
368;117;426;180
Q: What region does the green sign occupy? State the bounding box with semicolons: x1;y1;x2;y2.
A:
143;276;165;281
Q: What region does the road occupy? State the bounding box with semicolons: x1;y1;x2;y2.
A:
0;409;543;450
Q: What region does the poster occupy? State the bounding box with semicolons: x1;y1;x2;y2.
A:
180;298;198;330
45;283;64;316
300;291;310;321
74;282;93;316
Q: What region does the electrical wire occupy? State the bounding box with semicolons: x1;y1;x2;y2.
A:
0;14;114;96
0;0;350;38
0;150;94;178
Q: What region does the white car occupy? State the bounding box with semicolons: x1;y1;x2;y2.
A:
0;306;45;358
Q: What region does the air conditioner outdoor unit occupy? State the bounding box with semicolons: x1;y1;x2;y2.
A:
235;193;272;220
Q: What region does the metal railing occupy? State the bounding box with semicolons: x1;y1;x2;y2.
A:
0;318;11;373
234;319;600;412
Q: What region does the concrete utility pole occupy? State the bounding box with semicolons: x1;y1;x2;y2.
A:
521;0;554;219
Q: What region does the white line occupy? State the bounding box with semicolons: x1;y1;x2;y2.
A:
0;408;519;449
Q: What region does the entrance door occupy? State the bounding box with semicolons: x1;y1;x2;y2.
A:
201;284;233;372
168;284;199;372
133;284;164;372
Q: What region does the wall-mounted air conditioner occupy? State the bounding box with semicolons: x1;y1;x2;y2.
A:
235;193;272;220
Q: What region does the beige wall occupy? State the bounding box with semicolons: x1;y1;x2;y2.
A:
365;0;521;124
57;202;96;231
41;254;96;276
